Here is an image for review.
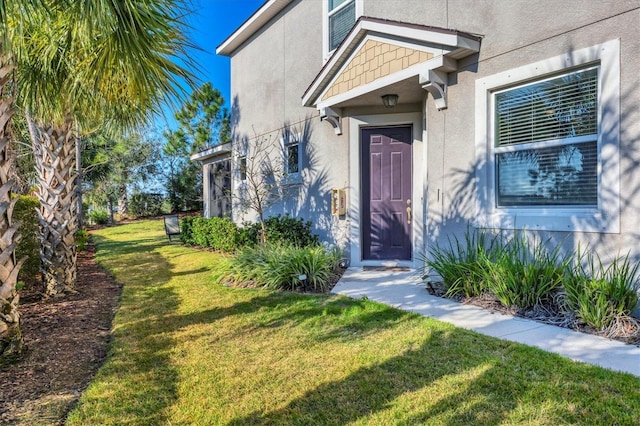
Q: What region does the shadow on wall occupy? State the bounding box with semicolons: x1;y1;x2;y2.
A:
228;97;346;246
426;46;640;267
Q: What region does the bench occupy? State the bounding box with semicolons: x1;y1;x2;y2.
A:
163;214;181;242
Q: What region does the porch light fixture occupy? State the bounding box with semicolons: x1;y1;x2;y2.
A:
381;94;399;108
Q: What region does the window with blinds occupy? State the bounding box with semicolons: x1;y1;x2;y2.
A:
493;67;599;207
328;0;355;51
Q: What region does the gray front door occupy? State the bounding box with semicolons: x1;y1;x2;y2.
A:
362;126;412;260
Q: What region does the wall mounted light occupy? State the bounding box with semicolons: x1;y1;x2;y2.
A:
381;94;399;108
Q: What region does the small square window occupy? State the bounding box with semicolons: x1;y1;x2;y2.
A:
239;157;247;181
287;143;299;174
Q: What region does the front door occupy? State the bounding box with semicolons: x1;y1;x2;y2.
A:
361;126;412;260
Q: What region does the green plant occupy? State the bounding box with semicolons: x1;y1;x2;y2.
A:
185;216;240;252
482;233;569;309
180;215;197;245
239;214;319;248
215;244;341;292
14;195;40;286
129;192;166;218
76;229;90;252
565;249;640;329
89;209;110;225
66;219;640;426
423;228;500;297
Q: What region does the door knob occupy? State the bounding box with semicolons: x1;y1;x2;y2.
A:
406;206;412;224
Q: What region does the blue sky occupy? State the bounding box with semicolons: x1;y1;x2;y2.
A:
187;0;265;109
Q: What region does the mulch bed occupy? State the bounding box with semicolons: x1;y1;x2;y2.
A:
0;243;121;425
425;281;640;346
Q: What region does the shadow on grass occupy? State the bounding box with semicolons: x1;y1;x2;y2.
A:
79;225;640;425
223;326;633;425
71;233;182;425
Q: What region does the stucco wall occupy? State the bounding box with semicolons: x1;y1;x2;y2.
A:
226;0;640;265
357;0;640;261
228;0;351;248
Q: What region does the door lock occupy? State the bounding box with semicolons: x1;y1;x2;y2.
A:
406;199;412;224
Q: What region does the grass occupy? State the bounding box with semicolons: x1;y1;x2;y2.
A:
67;219;640;425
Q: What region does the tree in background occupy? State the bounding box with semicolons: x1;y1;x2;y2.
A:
1;0;196;359
12;0;195;297
163;82;229;212
83;129;162;221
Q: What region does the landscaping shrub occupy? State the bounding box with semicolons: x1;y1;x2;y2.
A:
129;192;165;218
184;214;320;252
565;249;640;329
215;244;341;292
14;195;39;286
180;216;197;245
76;229;90;252
181;216;239;252
482;233;569;309
240;214;319;248
89;209;110;225
423;228;500;297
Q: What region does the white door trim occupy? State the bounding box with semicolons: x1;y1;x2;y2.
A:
348;111;424;268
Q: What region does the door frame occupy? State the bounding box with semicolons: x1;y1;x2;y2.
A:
361;125;413;261
348;112;425;268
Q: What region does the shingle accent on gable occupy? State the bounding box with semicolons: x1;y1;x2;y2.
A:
321;40;433;101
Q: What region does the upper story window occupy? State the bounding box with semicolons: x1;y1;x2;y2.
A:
323;0;362;60
475;39;620;233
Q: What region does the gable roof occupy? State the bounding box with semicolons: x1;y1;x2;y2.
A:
302;17;482;109
217;0;294;56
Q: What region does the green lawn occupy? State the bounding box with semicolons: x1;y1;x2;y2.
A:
67;219;640;425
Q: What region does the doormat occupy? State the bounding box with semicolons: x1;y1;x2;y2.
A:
363;266;411;272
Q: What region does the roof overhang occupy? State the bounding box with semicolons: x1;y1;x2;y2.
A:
190;142;233;162
217;0;294;56
302;17;481;134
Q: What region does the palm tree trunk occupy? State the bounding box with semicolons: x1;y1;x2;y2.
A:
0;53;25;360
29;117;78;296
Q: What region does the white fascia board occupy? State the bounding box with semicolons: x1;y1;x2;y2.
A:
190;142;233;162
302;18;481;107
316;62;425;110
216;0;293;56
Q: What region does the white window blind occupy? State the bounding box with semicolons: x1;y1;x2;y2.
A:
493;68;599;207
495;68;598;146
329;0;355;51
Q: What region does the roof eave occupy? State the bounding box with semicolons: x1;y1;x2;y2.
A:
216;0;294;56
302;17;482;108
190;142;233;162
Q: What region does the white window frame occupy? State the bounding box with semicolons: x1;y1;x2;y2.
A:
280;132;303;185
322;0;363;62
237;155;247;182
475;39;620;233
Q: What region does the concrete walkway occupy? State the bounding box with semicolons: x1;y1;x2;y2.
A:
331;268;640;377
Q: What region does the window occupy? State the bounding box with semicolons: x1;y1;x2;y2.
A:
494;68;598;207
475;39;620;233
239;156;247;181
281;133;302;183
287;142;299;174
323;0;361;60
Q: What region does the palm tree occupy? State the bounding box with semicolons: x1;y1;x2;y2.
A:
0;0;195;357
0;51;26;359
15;0;195;295
0;0;38;361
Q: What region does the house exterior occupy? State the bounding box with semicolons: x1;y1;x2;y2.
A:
203;0;640;270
